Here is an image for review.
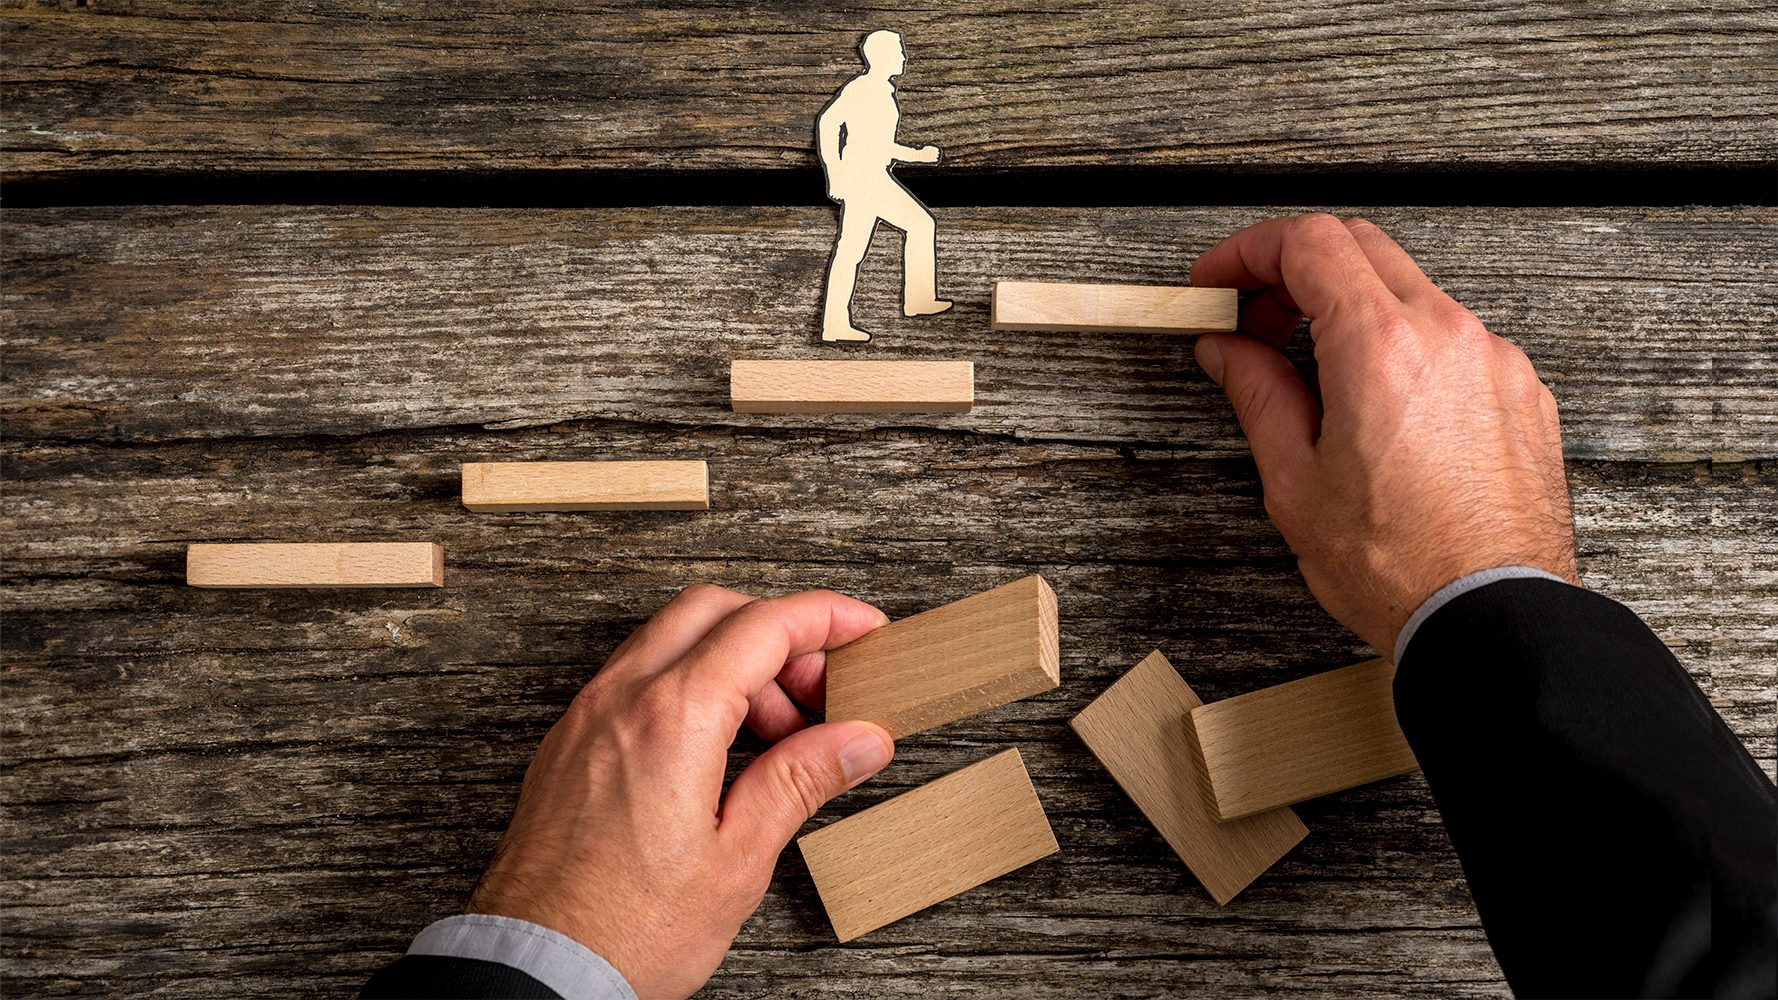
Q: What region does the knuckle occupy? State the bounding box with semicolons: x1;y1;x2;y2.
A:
774;754;838;821
1292;212;1347;242
672;581;736;610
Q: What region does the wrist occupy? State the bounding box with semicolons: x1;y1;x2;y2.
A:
1392;566;1575;664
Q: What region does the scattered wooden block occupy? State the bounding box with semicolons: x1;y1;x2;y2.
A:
1191;657;1420;821
460;460;709;512
186;542;443;588
826;574;1059;739
991;281;1238;334
1070;649;1306;905
730;360;973;413
798;747;1058;941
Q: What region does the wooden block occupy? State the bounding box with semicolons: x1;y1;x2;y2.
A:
1191;658;1420;821
826;574;1059;739
730;360;973;413
1070;650;1306;905
991;281;1238;334
186;542;444;588
460;460;708;512
798;747;1059;942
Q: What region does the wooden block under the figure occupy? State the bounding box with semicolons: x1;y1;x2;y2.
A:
991;281;1237;334
1070;649;1307;905
825;574;1059;739
1191;658;1420;821
186;542;444;588
730;359;973;413
798;747;1059;942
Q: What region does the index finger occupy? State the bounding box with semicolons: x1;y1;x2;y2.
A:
673;589;889;730
1192;213;1403;343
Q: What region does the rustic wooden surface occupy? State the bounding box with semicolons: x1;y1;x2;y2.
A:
3;204;1773;998
4;0;1774;176
4;4;1774;996
4;206;1773;461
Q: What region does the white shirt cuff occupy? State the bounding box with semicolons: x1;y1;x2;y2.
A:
1393;565;1573;666
407;913;638;1000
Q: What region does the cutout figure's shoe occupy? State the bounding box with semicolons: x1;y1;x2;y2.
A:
904;299;954;317
822;325;874;343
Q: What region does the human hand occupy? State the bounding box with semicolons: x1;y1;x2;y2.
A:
1189;213;1578;658
465;585;895;999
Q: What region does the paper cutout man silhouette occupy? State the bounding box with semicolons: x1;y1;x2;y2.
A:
817;30;953;343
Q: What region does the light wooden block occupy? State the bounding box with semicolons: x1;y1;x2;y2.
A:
825;574;1059;739
460;460;709;512
1191;657;1420;821
186;542;443;588
1070;650;1306;905
991;281;1238;334
730;360;973;413
798;747;1058;942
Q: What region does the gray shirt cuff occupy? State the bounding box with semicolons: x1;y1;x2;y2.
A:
1394;565;1573;666
407;913;638;1000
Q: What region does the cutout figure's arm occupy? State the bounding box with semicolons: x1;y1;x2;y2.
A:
889;141;941;165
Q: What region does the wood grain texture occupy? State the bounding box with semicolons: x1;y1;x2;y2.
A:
2;201;1773;996
731;360;974;414
993;282;1237;334
826;573;1059;739
3;413;1772;997
4;206;1770;462
3;2;1771;176
460;460;708;512
1070;649;1307;905
186;541;443;588
1191;658;1420;821
799;747;1059;942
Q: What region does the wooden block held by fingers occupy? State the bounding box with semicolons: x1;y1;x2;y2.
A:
826;574;1059;739
186;542;444;588
1070;650;1306;905
730;360;973;413
461;460;709;512
1191;657;1420;821
798;747;1059;941
991;281;1238;334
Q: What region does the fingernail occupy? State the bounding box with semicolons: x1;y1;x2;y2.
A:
840;731;892;786
1195;336;1225;386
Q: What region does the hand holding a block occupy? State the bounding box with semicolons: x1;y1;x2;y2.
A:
1189;214;1579;657
464;585;895;1000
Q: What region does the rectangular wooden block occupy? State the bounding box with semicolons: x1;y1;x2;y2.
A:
730;360;973;413
825;574;1059;739
798;747;1059;942
1070;650;1307;905
1191;658;1421;821
991;281;1238;334
460;460;709;512
186;542;443;588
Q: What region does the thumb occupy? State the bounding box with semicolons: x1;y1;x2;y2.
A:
1196;333;1321;476
719;720;894;861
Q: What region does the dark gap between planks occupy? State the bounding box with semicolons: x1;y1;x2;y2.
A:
4;168;1773;209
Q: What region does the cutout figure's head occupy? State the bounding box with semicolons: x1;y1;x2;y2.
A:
860;30;906;78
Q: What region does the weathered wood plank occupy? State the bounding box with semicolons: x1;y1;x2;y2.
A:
1;414;1770;996
4;206;1772;461
3;1;1770;177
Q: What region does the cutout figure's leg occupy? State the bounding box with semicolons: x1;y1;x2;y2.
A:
880;183;952;317
822;201;877;343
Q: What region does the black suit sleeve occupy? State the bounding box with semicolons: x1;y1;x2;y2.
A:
1395;578;1776;999
359;954;562;999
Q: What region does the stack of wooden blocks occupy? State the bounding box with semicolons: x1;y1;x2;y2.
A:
180;279;1420;940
